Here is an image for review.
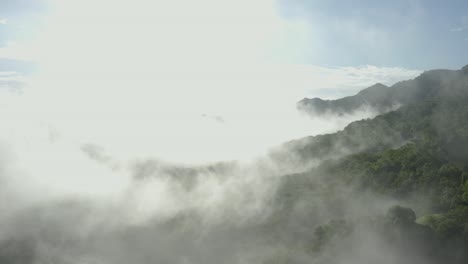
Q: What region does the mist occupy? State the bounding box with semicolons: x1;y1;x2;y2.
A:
2;1;461;264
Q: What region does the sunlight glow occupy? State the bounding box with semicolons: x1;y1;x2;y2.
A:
0;0;419;199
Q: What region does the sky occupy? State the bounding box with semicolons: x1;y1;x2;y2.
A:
0;0;466;88
0;0;466;165
277;0;468;69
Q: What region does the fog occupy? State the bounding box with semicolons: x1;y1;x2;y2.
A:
0;1;439;264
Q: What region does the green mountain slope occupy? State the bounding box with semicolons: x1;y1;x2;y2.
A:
271;65;468;263
297;66;468;116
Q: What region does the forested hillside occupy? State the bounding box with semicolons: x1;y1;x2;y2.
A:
270;66;468;263
297;65;468;116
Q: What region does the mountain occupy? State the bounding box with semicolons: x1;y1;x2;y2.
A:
297;83;392;115
269;65;468;263
297;66;468;116
287;65;468;162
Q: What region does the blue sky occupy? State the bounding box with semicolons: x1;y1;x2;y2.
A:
0;0;46;73
278;0;468;69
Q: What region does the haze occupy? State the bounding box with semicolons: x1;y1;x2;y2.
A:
0;1;467;264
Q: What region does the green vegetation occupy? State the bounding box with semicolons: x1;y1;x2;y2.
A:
275;68;468;263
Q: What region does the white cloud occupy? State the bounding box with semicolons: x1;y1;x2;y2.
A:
0;0;422;164
450;16;468;32
0;1;425;213
0;71;26;92
284;64;421;99
0;71;23;80
0;18;7;25
0;72;26;88
5;62;420;165
0;39;49;61
450;27;463;32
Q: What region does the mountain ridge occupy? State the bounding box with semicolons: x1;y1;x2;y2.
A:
297;66;467;116
269;64;468;263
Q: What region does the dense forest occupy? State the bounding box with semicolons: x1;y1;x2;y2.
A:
271;65;468;263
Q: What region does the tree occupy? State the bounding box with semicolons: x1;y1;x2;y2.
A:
386;205;416;225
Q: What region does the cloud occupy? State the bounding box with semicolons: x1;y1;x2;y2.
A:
202;114;225;123
450;27;463;32
0;0;423;165
287;64;422;99
450;16;468;32
0;71;26;92
0;1;424;164
0;18;7;25
81;144;111;164
27;63;420;162
0;41;38;61
0;2;437;263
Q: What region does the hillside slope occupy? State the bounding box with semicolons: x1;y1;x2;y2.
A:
270;65;468;263
297;65;468;116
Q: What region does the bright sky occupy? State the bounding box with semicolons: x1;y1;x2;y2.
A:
277;0;468;69
0;0;463;198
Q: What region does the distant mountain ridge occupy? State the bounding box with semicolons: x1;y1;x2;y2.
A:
287;65;468;164
298;65;468;116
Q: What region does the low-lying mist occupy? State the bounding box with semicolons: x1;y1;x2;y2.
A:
2;59;418;263
0;0;438;263
0;67;391;263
